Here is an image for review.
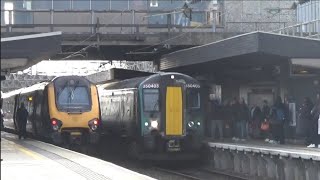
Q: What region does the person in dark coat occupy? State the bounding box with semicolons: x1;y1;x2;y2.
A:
239;98;249;140
262;100;270;120
1;108;4;130
299;97;314;144
308;93;320;148
17;102;29;139
208;98;224;139
269;96;287;144
250;104;263;138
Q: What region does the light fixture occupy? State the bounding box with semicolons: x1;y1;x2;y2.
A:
151;121;158;129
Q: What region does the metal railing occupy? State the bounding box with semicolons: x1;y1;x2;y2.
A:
1;9;300;34
271;19;320;39
0;9;216;34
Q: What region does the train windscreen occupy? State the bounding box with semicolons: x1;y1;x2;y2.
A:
143;89;159;112
187;89;200;109
56;86;91;111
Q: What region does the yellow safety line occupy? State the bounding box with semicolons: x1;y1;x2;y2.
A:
16;145;44;160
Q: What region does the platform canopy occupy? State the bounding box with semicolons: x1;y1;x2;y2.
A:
1;32;62;76
160;32;320;82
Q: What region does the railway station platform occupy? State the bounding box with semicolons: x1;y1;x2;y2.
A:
0;131;154;180
204;139;320;180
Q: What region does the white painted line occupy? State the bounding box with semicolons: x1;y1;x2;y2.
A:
1;31;62;42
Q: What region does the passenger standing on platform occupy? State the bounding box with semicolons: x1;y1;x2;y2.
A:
261;100;271;140
308;93;320;148
269;96;287;144
208;98;224;139
1;108;4;130
262;100;270;120
239;98;249;140
223;100;232;138
231;98;240;141
250;104;262;138
17;102;28;139
299;97;314;145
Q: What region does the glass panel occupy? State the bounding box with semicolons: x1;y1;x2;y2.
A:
92;0;110;10
110;0;128;10
73;0;90;10
32;0;52;10
143;89;159;111
53;0;70;10
148;13;167;24
192;12;205;23
129;0;147;10
14;11;33;24
57;87;90;107
4;2;14;25
187;90;200;109
174;12;190;26
148;0;182;10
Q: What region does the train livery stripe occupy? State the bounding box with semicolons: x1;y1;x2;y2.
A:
165;87;182;136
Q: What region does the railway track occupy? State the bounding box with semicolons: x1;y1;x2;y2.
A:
154;167;249;180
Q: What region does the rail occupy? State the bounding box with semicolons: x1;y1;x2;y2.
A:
271;19;320;39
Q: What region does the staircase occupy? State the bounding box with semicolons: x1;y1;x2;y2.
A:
271;19;320;39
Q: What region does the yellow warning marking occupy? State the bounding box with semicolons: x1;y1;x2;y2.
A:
16;145;44;160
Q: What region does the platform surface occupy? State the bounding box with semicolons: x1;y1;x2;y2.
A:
206;138;320;161
1;131;154;180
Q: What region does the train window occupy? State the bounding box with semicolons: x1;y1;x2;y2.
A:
187;90;200;109
57;87;90;107
143;89;159;112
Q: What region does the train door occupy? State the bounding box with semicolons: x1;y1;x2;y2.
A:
165;86;183;136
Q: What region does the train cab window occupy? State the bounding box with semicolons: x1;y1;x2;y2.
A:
143;89;159;112
187;90;200;109
57;87;90;107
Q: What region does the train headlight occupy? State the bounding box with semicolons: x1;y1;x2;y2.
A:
51;118;62;131
151;120;158;129
197;122;201;126
88;118;100;131
188;121;195;128
145;122;149;127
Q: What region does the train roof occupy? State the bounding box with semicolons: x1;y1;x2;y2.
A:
2;82;49;99
98;72;198;90
98;76;147;90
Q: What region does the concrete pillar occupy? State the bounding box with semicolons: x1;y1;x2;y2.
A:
283;158;296;180
273;157;285;180
219;150;232;170
241;153;250;175
257;155;267;177
265;156;278;179
207;148;215;167
305;160;320;180
225;151;234;171
248;153;258;177
293;159;306;180
233;151;242;173
213;149;221;169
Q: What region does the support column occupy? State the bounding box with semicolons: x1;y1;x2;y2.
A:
257;155;267;177
305;160;320;180
232;151;242;173
240;152;250;175
248;153;258;177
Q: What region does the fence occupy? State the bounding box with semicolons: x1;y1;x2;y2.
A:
1;9;300;34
